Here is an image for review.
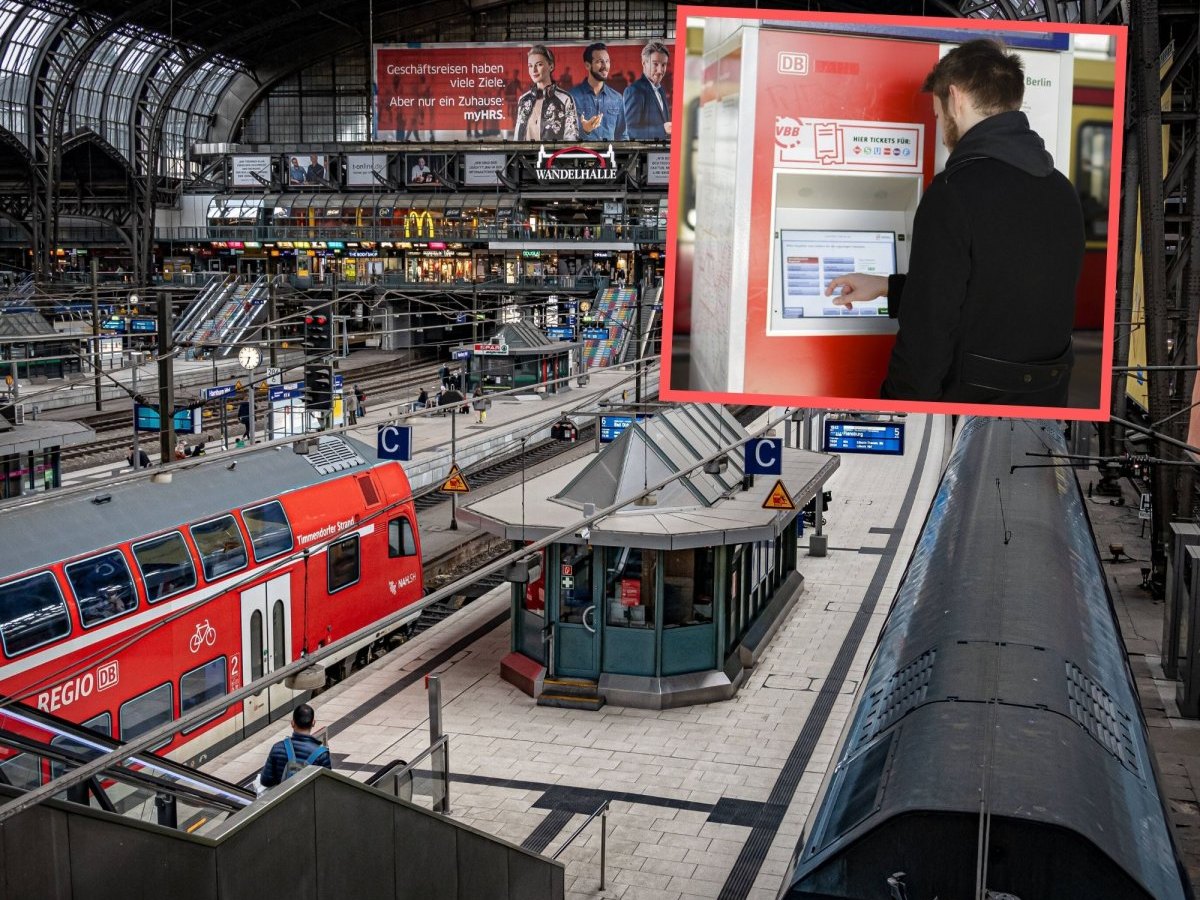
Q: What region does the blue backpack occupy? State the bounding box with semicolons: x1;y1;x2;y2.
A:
283;738;327;780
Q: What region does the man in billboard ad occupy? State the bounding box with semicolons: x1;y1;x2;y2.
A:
570;42;628;141
515;45;580;141
624;41;672;139
662;10;1127;423
288;156;306;185
305;154;327;184
409;155;434;185
373;41;668;141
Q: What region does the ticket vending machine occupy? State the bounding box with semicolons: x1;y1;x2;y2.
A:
768;170;921;336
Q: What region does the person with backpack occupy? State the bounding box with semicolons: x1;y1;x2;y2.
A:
259;704;332;789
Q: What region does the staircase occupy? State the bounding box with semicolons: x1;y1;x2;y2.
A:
537;677;606;711
618;284;661;364
181;275;270;354
582;286;638;369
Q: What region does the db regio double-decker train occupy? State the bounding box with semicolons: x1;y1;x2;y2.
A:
0;436;424;785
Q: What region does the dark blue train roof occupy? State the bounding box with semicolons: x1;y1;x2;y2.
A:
786;418;1188;900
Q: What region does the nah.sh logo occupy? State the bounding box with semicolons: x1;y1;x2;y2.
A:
778;52;809;76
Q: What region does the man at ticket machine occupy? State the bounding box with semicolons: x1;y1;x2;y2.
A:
826;39;1084;407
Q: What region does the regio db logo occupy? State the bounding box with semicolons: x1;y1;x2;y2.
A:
778;52;809;76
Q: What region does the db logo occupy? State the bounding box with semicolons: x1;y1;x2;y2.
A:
778;51;809;76
775;116;804;149
97;661;119;691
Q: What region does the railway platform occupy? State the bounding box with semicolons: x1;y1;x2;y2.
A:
203;414;949;900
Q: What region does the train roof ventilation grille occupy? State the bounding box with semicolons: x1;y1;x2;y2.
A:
855;648;936;750
306;437;366;475
1065;661;1141;777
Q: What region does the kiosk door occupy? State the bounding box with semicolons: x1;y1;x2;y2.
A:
239;575;295;732
554;548;600;679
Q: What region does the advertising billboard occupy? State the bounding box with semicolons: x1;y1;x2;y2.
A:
231;155;272;188
285;154;329;187
345;153;390;187
374;39;674;142
405;152;449;187
463;152;506;186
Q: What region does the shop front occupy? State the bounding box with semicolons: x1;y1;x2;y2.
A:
451;321;580;394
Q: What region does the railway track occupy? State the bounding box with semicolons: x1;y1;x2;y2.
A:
62;358;447;468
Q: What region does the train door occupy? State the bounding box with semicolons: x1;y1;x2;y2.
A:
239;574;296;732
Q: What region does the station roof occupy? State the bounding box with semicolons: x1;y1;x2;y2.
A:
462;404;838;550
0;435;373;580
0;312;54;337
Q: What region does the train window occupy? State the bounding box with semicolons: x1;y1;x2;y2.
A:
181;658;228;733
388;516;418;557
190;515;248;581
243;501;294;562
0;753;40;789
249;610;264;681
0;571;71;657
272;600;286;669
119;683;173;747
328;534;360;593
132;532;197;603
65;550;139;628
50;713;113;779
1075;121;1112;241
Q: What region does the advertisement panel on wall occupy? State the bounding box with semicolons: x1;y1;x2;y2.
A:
463;152;506;186
285;154;329;187
374;39;674;142
405;152;449;187
231;155;272;188
663;9;1127;422
345;153;390;187
645;151;672;185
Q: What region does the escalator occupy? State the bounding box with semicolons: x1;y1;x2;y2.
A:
0;700;252;835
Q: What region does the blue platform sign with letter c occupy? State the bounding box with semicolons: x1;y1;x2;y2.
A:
378;424;412;461
745;437;783;475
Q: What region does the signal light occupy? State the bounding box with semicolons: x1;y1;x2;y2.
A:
305;365;334;411
303;312;334;353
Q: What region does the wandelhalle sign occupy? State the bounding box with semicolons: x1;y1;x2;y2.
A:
533;145;619;182
373;40;672;142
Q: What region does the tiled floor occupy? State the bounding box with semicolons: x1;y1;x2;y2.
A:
205;413;949;900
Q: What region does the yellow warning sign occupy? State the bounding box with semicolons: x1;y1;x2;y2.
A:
235;379;244;392
763;480;795;511
440;463;470;494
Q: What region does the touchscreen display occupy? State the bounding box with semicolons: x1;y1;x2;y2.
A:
778;230;897;319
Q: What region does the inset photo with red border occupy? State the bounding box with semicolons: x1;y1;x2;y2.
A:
662;8;1127;421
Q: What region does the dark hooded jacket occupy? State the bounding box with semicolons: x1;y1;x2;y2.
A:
881;110;1084;406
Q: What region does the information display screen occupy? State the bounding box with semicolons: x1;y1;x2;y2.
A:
822;419;905;455
600;415;647;443
778;230;896;319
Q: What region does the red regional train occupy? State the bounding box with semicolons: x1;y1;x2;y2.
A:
0;436;423;783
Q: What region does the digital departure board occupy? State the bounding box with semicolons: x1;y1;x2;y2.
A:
600;415;647;443
823;419;905;455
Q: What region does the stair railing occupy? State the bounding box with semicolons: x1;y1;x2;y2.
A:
551;799;610;890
